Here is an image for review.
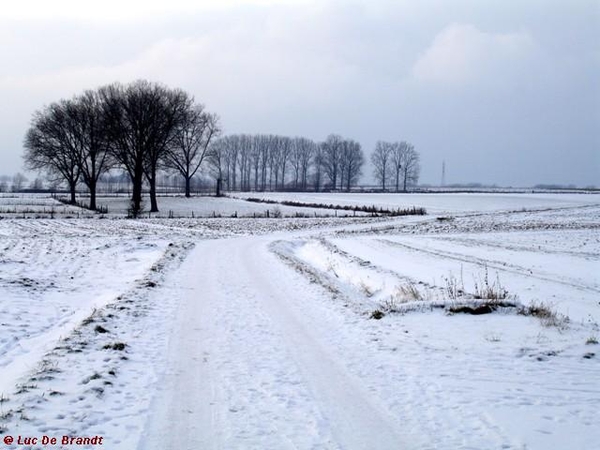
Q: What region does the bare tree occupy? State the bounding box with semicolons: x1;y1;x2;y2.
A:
165;104;220;197
11;173;28;193
259;135;273;191
266;137;279;190
238;134;253;191
279;136;292;190
340;139;364;191
271;136;292;190
207;138;226;195
371;141;393;191
228;136;240;191
100;80;190;214
299;139;316;191
400;144;420;191
321;134;343;190
30;177;44;190
390;142;404;192
70;90;114;210
100;82;144;214
290;137;315;191
250;135;262;191
145;85;190;211
24;92;113;209
312;143;324;192
390;141;419;192
23;101;80;203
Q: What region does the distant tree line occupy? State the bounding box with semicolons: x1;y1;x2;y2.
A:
208;133;365;193
371;141;420;192
23;80;220;215
0;173;30;193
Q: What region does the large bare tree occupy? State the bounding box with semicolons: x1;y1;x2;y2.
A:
69;90;113;210
23;100;81;203
100;80;190;214
165;105;220;197
24;93;114;209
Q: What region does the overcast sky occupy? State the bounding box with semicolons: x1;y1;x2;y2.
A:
1;0;598;187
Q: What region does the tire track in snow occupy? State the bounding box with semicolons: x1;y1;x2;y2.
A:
139;236;409;450
435;234;599;260
375;238;600;294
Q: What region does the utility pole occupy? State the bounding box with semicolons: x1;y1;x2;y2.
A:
441;160;446;187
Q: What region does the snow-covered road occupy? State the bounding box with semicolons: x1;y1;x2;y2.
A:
139;236;409;450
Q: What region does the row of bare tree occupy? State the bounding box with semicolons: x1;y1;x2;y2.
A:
23;80;419;214
23;80;219;214
208;133;365;193
371;141;420;192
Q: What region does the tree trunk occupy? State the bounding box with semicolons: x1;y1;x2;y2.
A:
131;171;143;217
89;179;97;210
146;163;159;213
69;182;77;204
149;179;159;212
185;176;191;198
346;169;350;192
89;157;97;210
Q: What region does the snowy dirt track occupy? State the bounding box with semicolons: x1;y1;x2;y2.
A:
138;236;409;450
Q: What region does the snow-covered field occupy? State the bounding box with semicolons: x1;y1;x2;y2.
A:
229;191;600;215
0;193;598;449
90;195;361;218
0;194;94;217
81;194;371;218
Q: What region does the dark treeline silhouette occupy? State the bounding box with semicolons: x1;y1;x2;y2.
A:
22;80;384;215
23;80;220;215
209;133;365;193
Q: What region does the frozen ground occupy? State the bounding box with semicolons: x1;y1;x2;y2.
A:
0;193;598;449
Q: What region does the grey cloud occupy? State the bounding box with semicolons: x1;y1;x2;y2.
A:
0;0;597;186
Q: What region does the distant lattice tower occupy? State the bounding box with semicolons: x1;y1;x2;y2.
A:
441;161;446;187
